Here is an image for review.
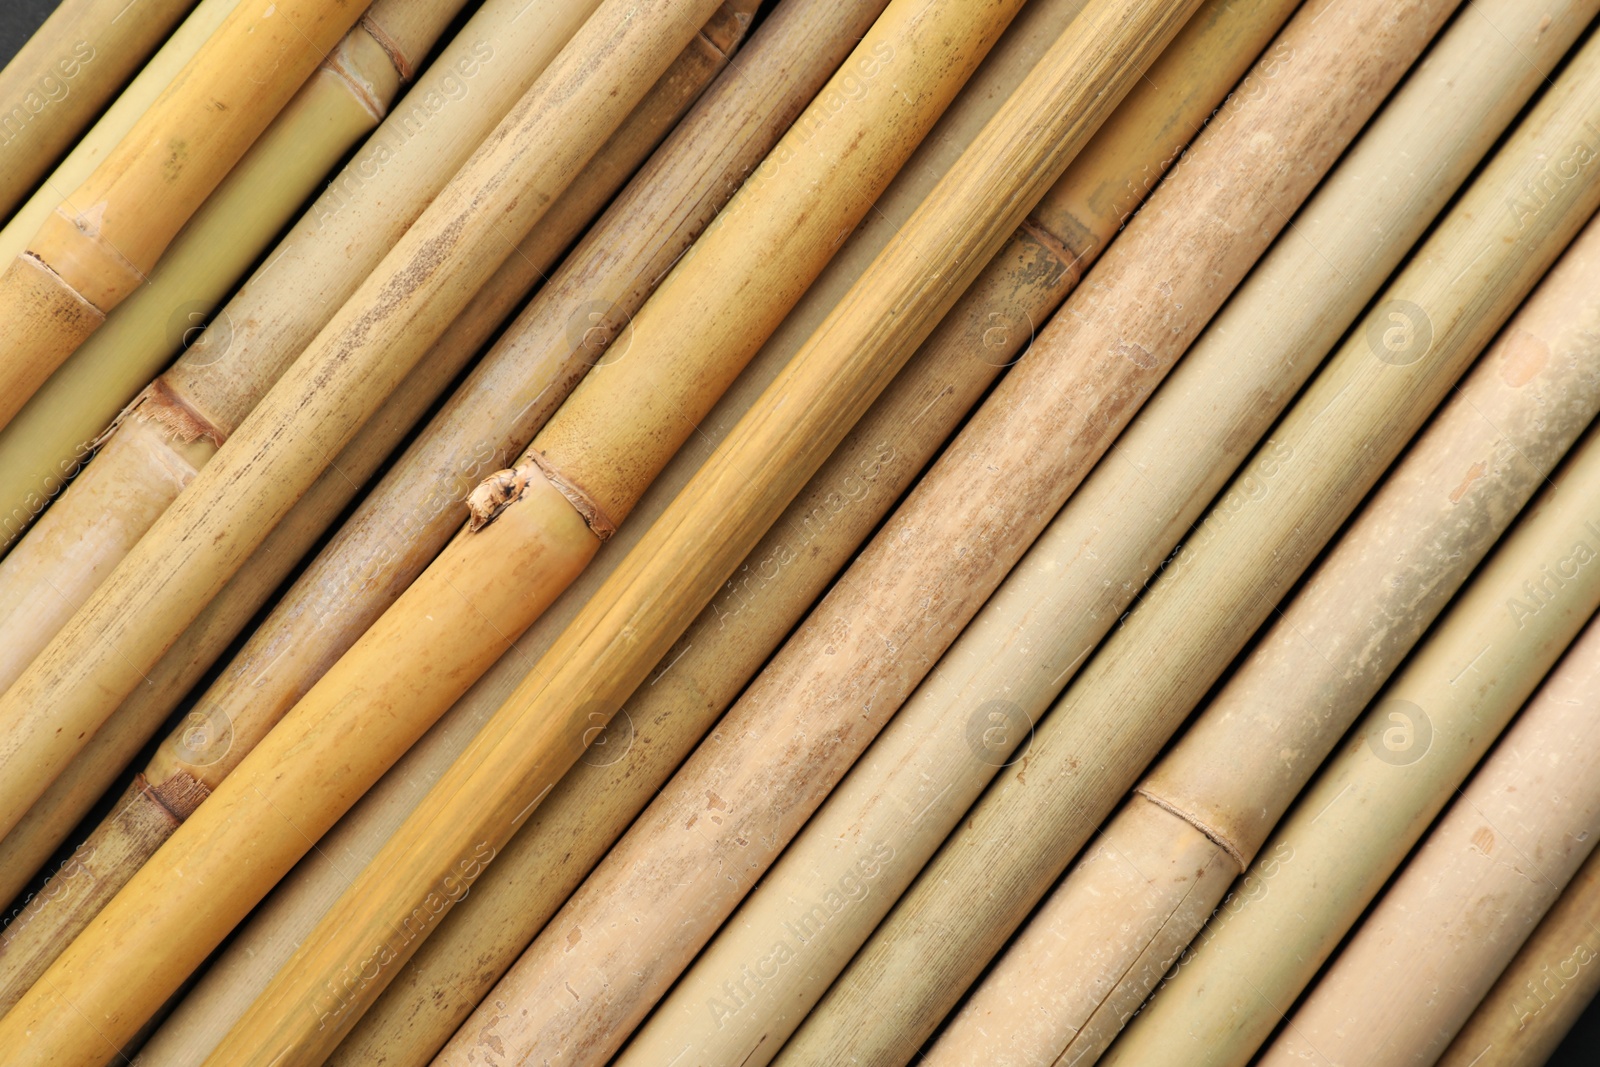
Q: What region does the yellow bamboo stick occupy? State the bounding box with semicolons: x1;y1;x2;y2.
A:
0;0;609;838
1260;607;1600;1065
0;4;750;1007
0;0;243;271
929;191;1600;1067
1438;842;1600;1066
168;4;1201;1065
779;12;1600;1065
0;0;197;219
0;0;376;429
0;0;475;552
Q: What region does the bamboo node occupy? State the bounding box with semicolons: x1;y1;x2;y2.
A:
136;770;211;823
325;31;392;122
1134;786;1248;869
355;13;412;82
467;451;617;539
116;378;227;448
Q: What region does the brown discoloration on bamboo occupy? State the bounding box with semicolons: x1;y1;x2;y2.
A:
1262;616;1600;1065
127;378;228;448
0;252;104;428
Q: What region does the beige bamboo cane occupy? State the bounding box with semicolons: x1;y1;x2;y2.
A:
162;4;1202;1065
297;3;1281;1063
779;22;1600;1067
0;0;1068;1058
0;0;238;268
0;0;709;893
0;0;468;693
631;4;1594;1063
1259;608;1600;1066
0;0;487;552
0;12;749;1006
1102;424;1600;1067
0;0;197;221
0;0;377;430
0;0;601;731
436;0;1468;1062
927;194;1600;1067
1438;842;1600;1067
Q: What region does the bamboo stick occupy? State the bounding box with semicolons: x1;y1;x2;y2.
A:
300;3;1280;1063
0;0;602;715
1260;610;1600;1065
0;0;377;430
0;9;748;1007
0;0;197;220
0;0;1071;1058
159;4;1199;1065
0;0;463;694
779;16;1600;1067
928;187;1600;1067
0;0;478;553
1438;841;1600;1066
1103;421;1600;1067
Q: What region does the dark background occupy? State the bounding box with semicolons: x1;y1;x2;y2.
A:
2;2;1599;1065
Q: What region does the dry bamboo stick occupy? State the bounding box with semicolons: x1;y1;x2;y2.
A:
430;0;1466;1060
1438;840;1600;1066
1260;609;1600;1065
0;0;1062;1059
0;0;601;725
779;15;1600;1067
928;183;1600;1067
0;7;748;1004
0;5;719;1056
648;1;1593;1061
170;4;1199;1064
0;0;197;220
1103;418;1600;1067
0;0;376;429
152;0;1125;1057
306;3;1279;1062
0;0;465;693
0;0;475;552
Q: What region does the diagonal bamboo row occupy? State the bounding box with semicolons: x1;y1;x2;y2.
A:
180;3;1200;1064
0;0;376;429
0;0;239;268
1260;605;1600;1066
0;0;602;736
1103;416;1600;1067
777;16;1600;1066
0;0;197;220
0;0;471;696
0;15;721;1044
0;4;755;1007
0;0;476;552
272;3;1283;1062
449;1;1449;1064
630;4;1594;1064
929;195;1600;1067
0;0;749;921
0;0;1059;1059
1438;836;1600;1066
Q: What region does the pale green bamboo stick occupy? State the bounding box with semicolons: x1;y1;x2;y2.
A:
1104;421;1600;1067
779;18;1600;1066
929;195;1600;1067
